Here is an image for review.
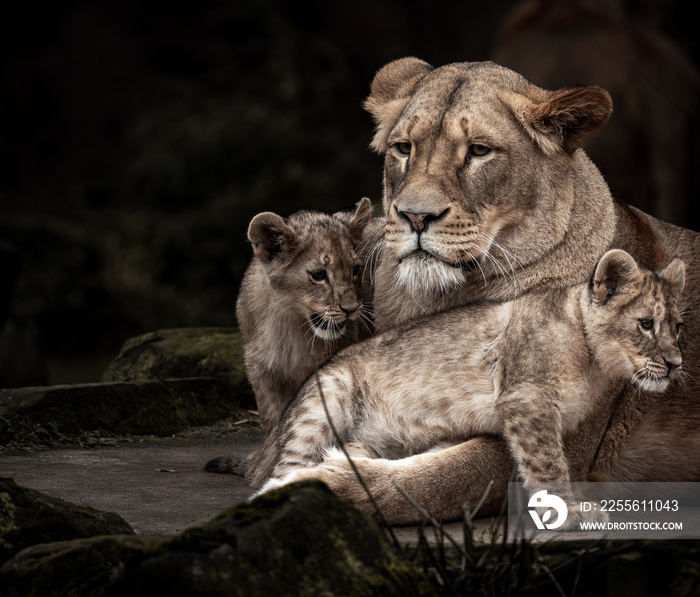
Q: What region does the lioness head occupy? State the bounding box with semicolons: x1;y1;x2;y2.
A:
365;58;613;300
586;249;685;393
247;197;372;341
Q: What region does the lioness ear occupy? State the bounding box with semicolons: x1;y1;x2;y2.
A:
364;57;434;153
658;258;686;297
348;197;373;245
592;249;641;305
510;86;613;155
247;212;298;263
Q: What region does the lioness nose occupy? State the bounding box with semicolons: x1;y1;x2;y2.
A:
404;212;428;232
400;211;434;233
399;209;447;233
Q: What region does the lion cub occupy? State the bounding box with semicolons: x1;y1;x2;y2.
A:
237;197;372;434
248;250;686;515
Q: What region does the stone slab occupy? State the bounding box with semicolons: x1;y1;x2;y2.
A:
0;378;237;436
102;327;254;409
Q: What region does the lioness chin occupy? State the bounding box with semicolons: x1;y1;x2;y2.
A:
267;58;700;524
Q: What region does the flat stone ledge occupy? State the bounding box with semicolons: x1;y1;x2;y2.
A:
0;377;237;436
102;327;254;409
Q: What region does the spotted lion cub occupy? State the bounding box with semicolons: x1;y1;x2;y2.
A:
248;250;685;526
236;197;372;435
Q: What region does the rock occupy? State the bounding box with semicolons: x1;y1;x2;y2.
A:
0;477;134;565
0;534;167;597
0;481;436;597
0;378;236;436
102;328;254;409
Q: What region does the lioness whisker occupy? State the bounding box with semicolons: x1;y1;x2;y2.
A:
474;232;521;299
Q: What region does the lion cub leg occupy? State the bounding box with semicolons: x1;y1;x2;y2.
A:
246;367;360;487
496;384;601;530
497;384;607;530
496;384;570;485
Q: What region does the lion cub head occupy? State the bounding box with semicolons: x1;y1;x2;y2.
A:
585;250;686;393
247;198;372;341
364;58;613;301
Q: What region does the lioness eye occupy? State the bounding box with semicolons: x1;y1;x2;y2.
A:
394;142;411;156
469;144;491;157
639;318;654;331
310;269;327;282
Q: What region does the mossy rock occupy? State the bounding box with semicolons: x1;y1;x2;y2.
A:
0;481;436;597
0;378;235;436
102;327;254;409
0;477;134;566
0;534;167;597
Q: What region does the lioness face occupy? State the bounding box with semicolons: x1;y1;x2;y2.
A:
365;59;612;296
383;74;540;291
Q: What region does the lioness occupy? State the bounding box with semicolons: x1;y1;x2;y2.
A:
248;250;685;527
259;58;700;524
236;198;372;434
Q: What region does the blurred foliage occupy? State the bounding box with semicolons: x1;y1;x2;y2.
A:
0;0;698;378
0;0;386;366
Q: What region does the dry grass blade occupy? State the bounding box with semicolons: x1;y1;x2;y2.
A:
391;480;472;564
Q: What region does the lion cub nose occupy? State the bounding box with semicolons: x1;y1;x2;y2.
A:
664;353;683;373
340;302;360;317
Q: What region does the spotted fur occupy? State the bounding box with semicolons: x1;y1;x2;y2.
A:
248;250;686;516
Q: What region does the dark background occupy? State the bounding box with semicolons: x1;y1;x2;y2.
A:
1;0;698;387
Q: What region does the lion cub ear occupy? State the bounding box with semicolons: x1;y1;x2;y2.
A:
510;85;613;155
247;212;298;263
592;249;642;306
348;197;372;246
658;258;686;298
364;57;434;153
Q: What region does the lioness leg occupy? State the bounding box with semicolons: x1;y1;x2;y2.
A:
278;436;513;524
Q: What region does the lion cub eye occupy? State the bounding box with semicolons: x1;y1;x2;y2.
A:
469;144;491;157
309;269;327;282
394;142;412;156
639;318;654;331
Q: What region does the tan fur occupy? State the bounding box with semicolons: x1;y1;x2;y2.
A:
491;0;700;228
266;59;700;524
248;251;685;529
236;198;372;433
